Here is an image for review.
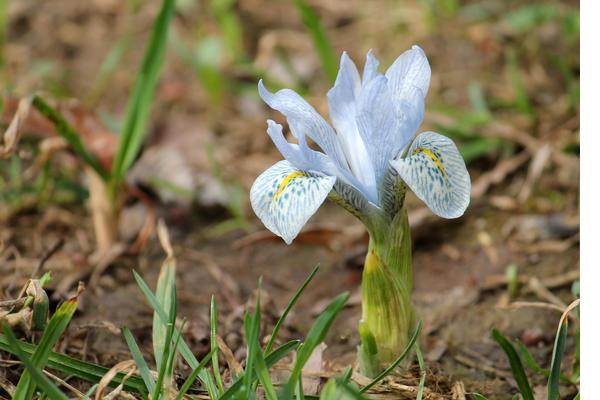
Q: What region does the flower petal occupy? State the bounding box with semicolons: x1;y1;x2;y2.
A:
390;131;470;218
356;74;400;184
384;45;431;142
266;120;336;175
327;53;377;201
250;160;336;244
258;80;348;173
362;50;381;86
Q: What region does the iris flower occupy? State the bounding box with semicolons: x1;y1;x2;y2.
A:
251;46;470;244
250;46;471;376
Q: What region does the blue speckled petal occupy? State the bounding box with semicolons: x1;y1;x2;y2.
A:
250;160;336;244
390;131;470;218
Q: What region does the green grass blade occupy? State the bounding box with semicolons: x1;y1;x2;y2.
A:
283;292;349;397
338;380;369;400
359;320;423;394
15;294;78;399
111;0;176;184
174;348;216;400
31;96;109;181
0;334;146;393
87;36;131;106
153;251;176;369
218;340;300;400
252;339;277;400
292;0;337;83
133;270;219;399
123;326;156;393
517;341;572;384
265;265;319;355
491;329;534;400
211;296;225;394
319;379;337;400
243;281;263;399
547;321;568;400
415;344;426;400
473;395;489;400
506;48;532;114
152;284;178;400
340;366;352;383
3;326;69;400
81;384;98;400
295;378;305;400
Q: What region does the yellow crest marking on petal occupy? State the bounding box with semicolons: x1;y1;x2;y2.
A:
273;171;307;201
414;148;448;178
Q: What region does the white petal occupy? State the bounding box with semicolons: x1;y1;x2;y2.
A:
327;53;377;201
250;160;336;244
390;131;470;218
384;45;431;141
356;74;400;184
258;80;348;173
362;50;381;85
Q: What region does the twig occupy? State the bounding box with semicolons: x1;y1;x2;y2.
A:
481;269;579;292
31;238;65;278
43;369;85;398
527;277;567;309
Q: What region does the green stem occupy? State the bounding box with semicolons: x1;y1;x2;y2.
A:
358;209;415;377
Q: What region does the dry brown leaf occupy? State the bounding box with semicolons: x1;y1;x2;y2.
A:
0;97;32;158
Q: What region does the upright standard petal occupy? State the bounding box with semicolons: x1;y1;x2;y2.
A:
327;53;377;202
385;45;431;144
390;131;470;218
250;160;336;244
355;74;401;185
362;50;381;86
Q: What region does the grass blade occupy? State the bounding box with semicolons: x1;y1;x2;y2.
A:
218;340;301;400
152;284;179;400
283;292;349;397
253;339;277;400
292;0;337;83
359;320;423;394
265;265;319;355
547;321;568;400
123;327;156;393
415;344;426;400
111;0;176;184
338;380;369;400
15;294;78;399
31;96;108;181
211;295;225;394
491;329;534;400
174;348;216;400
153;241;176;369
243;281;263;399
0;334;146;393
3;326;68;400
133;270;219;398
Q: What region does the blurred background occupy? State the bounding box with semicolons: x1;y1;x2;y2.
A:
0;0;579;397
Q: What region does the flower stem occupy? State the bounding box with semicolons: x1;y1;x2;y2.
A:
358;209;415;377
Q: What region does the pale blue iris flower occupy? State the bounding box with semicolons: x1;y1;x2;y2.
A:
251;46;471;244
